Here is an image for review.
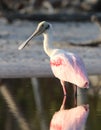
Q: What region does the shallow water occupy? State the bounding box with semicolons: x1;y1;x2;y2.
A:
0;18;101;130
0;78;101;130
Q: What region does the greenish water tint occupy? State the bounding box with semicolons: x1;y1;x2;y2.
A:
0;78;101;130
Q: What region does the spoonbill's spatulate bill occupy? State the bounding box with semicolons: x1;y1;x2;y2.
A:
18;21;89;95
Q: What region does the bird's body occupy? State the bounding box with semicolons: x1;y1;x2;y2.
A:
50;104;89;130
18;21;89;95
50;49;88;88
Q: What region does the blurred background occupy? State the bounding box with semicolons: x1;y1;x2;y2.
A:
0;0;101;22
0;0;101;13
0;0;101;130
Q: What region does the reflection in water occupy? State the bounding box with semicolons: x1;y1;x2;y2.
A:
0;80;30;130
31;78;48;130
50;96;89;130
0;78;101;130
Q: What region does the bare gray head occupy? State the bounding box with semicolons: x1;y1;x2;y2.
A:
35;21;52;35
18;21;52;50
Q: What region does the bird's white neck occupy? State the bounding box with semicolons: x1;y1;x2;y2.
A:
43;32;54;57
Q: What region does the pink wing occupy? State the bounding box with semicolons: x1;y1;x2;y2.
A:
50;105;89;130
50;52;89;88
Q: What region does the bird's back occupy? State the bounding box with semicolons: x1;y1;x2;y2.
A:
50;50;89;88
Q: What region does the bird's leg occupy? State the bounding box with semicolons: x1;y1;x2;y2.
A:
73;85;77;107
60;80;67;96
60;96;66;110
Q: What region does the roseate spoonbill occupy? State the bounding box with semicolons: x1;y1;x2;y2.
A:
50;104;89;130
50;96;89;130
18;21;89;96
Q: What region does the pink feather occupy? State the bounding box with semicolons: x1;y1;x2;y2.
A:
50;105;89;130
50;52;89;88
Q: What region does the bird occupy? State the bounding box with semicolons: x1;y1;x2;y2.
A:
50;104;89;130
18;21;89;96
50;95;89;130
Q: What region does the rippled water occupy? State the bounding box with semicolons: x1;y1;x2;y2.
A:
0;78;101;130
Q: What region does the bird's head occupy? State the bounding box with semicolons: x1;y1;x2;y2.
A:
37;21;52;34
18;21;52;50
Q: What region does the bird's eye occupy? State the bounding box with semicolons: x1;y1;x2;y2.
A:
41;24;44;27
45;24;50;30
